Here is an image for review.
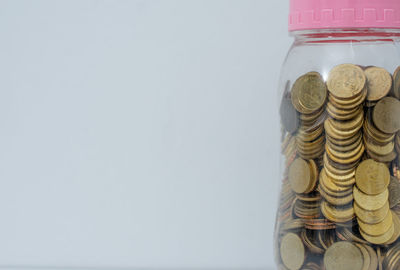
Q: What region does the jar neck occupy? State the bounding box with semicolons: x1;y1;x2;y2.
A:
291;28;400;44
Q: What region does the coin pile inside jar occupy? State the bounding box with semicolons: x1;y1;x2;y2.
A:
364;108;396;165
291;72;327;161
277;63;400;270
353;159;399;245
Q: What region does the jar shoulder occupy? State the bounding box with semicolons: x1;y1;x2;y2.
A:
278;40;400;98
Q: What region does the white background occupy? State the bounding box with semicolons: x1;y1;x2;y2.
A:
0;1;291;269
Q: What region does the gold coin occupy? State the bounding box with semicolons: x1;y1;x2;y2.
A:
288;158;312;194
325;171;356;186
298;150;324;160
325;142;364;165
326;139;364;160
366;149;397;163
365;66;392;101
293;200;320;219
327;135;362;154
326;130;362;146
321;201;354;222
389;176;400;208
325;117;363;138
354;201;389;224
296;143;324;155
358;210;393;236
326;157;359;171
300;105;325;121
353;186;388;211
319;179;353;198
297;125;324;142
296;135;324;150
325;165;355;181
326;101;360;116
385;211;400;245
324;151;359;170
332;176;356;188
326;102;362;121
324;119;359;140
320;169;353;194
291;72;327;114
373;97;400;134
365;113;394;141
319;187;354;206
301;115;326;130
296;192;321;202
297;147;324;159
364;138;394;156
328;111;364;131
354;243;370;270
280;233;305;270
364;124;395;145
305;160;319;193
360;222;394;245
324;241;363;270
323;153;356;176
355;159;390;195
327;64;366;99
364;244;379;270
329;86;367;108
383;242;400;269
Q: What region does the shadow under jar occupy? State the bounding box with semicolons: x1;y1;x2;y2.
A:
274;1;400;270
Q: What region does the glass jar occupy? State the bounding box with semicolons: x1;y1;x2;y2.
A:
274;1;400;270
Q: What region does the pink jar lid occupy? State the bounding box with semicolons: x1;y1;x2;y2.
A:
289;0;400;31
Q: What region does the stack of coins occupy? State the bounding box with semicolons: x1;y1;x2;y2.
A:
353;159;399;245
318;64;366;223
364;97;400;164
364;110;396;164
324;64;366;171
364;66;392;107
276;64;400;270
292;194;321;220
383;241;400;268
288;158;318;195
291;72;327;160
288;158;320;220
